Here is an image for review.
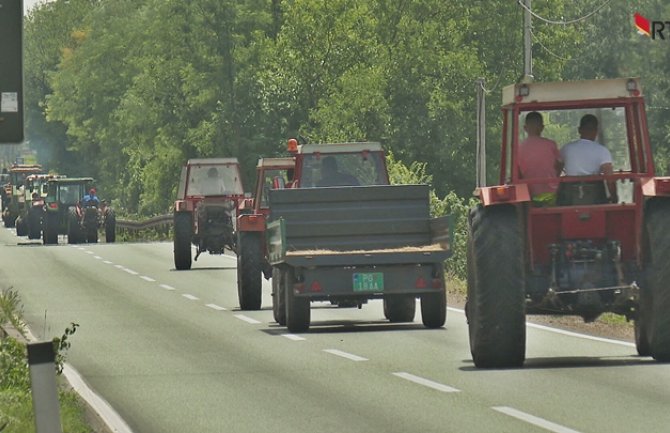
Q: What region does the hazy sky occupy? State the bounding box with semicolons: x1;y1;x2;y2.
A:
24;0;43;14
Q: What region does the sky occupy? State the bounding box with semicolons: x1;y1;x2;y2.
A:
24;0;43;14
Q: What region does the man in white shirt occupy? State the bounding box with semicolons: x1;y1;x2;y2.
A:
560;114;617;203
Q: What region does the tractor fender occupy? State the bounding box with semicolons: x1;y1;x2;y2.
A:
237;213;265;232
476;184;531;207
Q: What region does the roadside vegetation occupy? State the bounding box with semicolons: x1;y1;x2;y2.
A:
0;288;90;433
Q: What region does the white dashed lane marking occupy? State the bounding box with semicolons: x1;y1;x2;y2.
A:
160;284;176;291
103;261;113;264
140;276;156;282
323;349;368;362
234;314;261;324
123;268;139;275
492;406;582;433
281;334;306;341
205;304;226;311
182;294;199;301
392;372;460;393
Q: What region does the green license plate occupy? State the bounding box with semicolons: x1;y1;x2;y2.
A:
353;272;384;292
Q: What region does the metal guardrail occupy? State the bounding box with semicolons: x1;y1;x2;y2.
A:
116;214;172;230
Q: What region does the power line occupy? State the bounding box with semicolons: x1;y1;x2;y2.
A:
516;0;613;25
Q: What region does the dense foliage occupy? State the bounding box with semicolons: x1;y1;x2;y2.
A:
23;0;670;214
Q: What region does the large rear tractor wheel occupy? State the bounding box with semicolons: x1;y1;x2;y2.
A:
421;285;447;328
468;204;526;368
15;216;27;236
105;211;116;243
635;281;652;356
643;199;670;361
384;296;416;323
43;214;59;245
67;210;81;244
173;212;192;270
237;231;263;310
285;269;310;332
272;268;286;326
28;210;42;240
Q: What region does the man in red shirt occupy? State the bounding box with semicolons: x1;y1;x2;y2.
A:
518;112;563;201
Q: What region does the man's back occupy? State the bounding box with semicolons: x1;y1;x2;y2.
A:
561;139;612;176
518;136;560;195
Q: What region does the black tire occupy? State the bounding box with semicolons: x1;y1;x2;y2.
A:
28;209;42;240
15;217;27;236
86;227;98;243
468;204;526;368
4;213;15;228
237;231;262;310
644;199;670;361
43;214;59;245
173;212;192;270
285;269;310;332
421;285;447;328
384;296;416;323
67;210;81;244
272;267;286;326
105;211;116;243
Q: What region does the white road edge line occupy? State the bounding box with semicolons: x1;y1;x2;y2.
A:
493;406;582;433
234;314;261;324
446;307;635;348
392;372;460;393
160;284;176;291
63;364;135;433
282;334;306;341
323;349;368;362
140;276;156;282
182;294;199;301
22;328;134;433
205;303;227;311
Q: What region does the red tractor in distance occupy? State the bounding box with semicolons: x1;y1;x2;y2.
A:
467;77;670;368
173;158;245;270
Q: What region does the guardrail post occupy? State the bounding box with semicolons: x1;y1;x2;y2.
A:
27;341;63;433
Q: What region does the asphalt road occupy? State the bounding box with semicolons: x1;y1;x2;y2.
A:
1;227;669;433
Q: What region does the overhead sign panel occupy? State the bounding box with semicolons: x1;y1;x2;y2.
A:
0;0;24;143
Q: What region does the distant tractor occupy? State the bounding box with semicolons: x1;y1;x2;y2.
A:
173;158;245;270
42;178;115;244
2;163;43;230
467;77;670;368
23;174;62;239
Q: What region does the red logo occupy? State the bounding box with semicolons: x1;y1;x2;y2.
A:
635;13;650;36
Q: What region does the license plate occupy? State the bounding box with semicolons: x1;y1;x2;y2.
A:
353;273;384;292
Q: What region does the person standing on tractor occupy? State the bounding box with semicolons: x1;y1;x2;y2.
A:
316;156;360;187
518;111;563;204
82;188;100;206
560;114;617;203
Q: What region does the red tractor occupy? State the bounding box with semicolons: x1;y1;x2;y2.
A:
467;77;670;368
173;158;245;270
236;156;296;311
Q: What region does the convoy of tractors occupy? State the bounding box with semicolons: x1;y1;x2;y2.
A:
1;167;116;244
6;76;670;368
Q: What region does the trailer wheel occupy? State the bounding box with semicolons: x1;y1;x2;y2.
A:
105;211;116;243
384;296;416;323
468;204;526;368
43;214;58;245
285;269;310;332
67;210;81;244
644;199;670;361
272;268;286;326
237;231;262;310
421;287;447;328
173;212;192;270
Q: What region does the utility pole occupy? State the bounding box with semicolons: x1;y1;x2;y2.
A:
475;79;486;188
523;0;533;82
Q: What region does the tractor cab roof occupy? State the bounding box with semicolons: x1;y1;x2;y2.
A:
186;158;239;166
297;142;383;154
49;177;94;184
503;77;642;107
256;157;295;169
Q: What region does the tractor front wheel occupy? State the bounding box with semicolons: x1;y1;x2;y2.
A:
67;210;81;244
468;204;526;368
105;211;116;243
237;231;262;310
43;214;58;245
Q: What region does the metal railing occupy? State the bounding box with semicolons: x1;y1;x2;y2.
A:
116;214;172;231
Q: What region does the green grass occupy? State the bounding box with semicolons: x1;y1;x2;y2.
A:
0;388;91;433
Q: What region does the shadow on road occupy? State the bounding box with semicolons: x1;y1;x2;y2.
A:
460;355;656;371
261;320;440;336
169;266;236;271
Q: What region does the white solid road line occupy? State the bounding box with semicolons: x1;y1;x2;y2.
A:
63;364;135;433
205;303;227;311
323;349;368;362
493;406;582;433
281;334;306;341
140;276;156;282
447;307;635;348
234;314;261;324
182;294;199;301
392;372;460;393
160;284;176;291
